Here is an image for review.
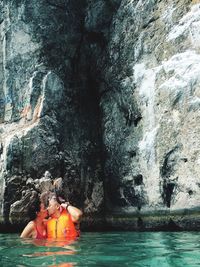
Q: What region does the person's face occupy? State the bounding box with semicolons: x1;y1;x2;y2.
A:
47;198;59;216
39;203;48;219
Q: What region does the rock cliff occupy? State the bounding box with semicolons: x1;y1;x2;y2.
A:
1;0;200;230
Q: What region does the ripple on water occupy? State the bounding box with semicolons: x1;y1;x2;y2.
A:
0;232;200;266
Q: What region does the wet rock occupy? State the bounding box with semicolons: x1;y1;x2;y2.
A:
84;181;104;213
9;190;38;224
2;0;200;231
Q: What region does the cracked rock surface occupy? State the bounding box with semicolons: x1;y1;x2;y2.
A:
1;0;200;230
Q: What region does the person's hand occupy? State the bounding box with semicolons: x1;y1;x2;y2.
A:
61;202;70;210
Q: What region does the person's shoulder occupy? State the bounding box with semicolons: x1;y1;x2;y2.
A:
27;221;35;228
20;220;35;238
27;220;34;225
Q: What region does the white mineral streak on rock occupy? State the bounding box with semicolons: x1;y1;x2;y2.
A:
158;50;200;111
0;145;5;222
162;5;176;24
134;63;160;206
0;20;8;214
0;135;15;221
37;72;48;118
133;46;200;208
11;29;40;56
157;50;200;209
160;51;200;88
2;21;12;122
38;71;64;118
168;3;200;49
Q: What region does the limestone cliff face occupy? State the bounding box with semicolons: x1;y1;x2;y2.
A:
0;0;104;228
1;0;200;230
102;0;200;229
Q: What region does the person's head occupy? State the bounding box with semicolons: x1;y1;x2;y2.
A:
40;191;50;209
28;194;48;221
37;202;48;220
47;192;66;216
28;195;40;221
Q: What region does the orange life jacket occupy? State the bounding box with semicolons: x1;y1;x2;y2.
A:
47;210;78;239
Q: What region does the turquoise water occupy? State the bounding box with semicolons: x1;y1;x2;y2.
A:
0;231;200;266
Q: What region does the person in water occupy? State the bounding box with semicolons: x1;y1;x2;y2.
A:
46;192;83;239
20;193;48;239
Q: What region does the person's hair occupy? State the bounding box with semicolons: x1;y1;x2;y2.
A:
39;190;66;212
40;191;50;209
28;194;41;221
53;178;66;203
48;192;66;205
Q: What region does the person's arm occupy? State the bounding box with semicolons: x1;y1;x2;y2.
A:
61;203;83;223
20;221;34;238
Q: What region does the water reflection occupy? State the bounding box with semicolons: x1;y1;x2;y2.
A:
1;232;200;266
20;238;77;267
21;237;78;248
49;264;75;267
24;250;75;257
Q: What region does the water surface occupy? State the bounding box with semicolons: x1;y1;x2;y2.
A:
0;231;200;266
